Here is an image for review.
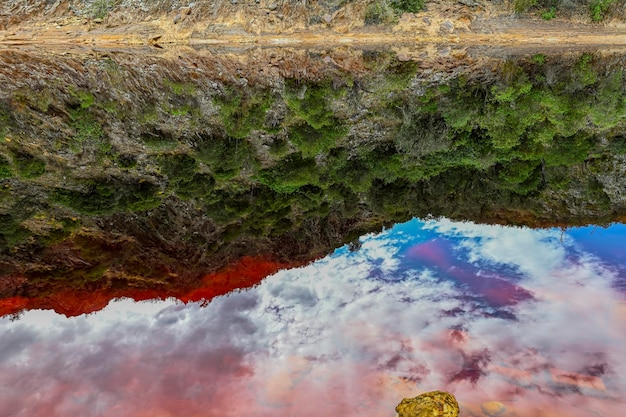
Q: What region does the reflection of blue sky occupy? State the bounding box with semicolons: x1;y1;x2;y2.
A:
1;218;625;417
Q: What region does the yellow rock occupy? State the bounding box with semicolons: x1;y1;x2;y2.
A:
396;391;460;417
480;401;506;416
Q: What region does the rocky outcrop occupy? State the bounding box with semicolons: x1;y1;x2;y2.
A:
396;391;460;417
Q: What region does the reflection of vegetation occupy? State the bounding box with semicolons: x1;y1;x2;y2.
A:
0;213;31;249
215;89;273;139
5;50;626;296
52;179;160;215
163;79;196;96
258;154;320;194
194;134;255;180
158;153;198;184
0;154;12;179
289;123;347;157
141;129;178;150
10;150;45;179
67;88;110;154
285;81;347;156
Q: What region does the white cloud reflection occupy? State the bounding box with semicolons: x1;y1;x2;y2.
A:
1;219;624;417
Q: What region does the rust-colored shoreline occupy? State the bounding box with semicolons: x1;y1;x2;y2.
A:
0;256;300;318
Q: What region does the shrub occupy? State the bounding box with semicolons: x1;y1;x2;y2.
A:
194;135;255;180
284;81;348;156
215;89;273;139
541;7;556;20
590;0;617;21
390;0;424;13
289;122;347;157
365;1;397;24
257;154;320;194
52;180;160;215
157;153;198;184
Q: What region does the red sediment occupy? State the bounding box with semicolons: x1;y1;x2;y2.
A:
0;255;293;318
0;296;29;317
180;256;291;303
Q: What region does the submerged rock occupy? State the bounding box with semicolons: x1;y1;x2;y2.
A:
480;401;506;416
396;391;460;417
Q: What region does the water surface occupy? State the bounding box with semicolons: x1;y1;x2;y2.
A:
2;218;624;417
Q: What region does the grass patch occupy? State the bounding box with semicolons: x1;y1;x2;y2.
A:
514;0;537;13
163;79;197;96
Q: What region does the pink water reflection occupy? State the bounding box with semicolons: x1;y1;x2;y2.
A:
1;219;624;417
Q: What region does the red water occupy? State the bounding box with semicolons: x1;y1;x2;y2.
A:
0;255;292;317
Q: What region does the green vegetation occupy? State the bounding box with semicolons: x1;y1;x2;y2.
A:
215;89;273;139
590;0;617;21
10;150;45;179
390;0;424;13
541;7;557;19
511;0;617;21
141;130;178;150
514;0;537;13
284;81;348;156
0;154;12;179
4;51;626;288
163;79;197;96
91;0;119;19
194;134;255;180
0;213;31;249
52;179;161;215
257;154;320;194
365;0;397;24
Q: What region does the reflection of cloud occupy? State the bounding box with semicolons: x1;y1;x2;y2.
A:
1;219;625;416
